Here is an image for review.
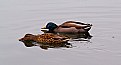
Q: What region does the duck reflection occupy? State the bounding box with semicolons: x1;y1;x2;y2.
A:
58;32;92;39
21;41;72;50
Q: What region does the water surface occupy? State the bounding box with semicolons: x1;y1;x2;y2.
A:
1;0;121;65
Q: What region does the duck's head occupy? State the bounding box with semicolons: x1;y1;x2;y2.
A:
19;34;34;42
41;22;58;33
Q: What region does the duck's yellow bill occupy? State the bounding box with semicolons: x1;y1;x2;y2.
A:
41;26;49;32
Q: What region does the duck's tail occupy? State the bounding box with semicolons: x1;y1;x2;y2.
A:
83;24;92;31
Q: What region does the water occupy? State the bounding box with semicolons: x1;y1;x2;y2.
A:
1;0;121;65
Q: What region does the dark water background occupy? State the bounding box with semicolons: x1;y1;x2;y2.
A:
1;0;121;65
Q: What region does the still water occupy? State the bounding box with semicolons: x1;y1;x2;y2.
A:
1;0;121;65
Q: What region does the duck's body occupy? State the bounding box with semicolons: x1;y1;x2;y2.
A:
41;21;92;33
19;33;71;49
19;33;69;44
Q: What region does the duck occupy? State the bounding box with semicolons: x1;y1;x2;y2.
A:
19;33;70;45
41;21;92;33
19;33;71;49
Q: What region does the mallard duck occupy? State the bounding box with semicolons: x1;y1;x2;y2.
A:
19;33;71;49
41;21;92;33
19;33;70;44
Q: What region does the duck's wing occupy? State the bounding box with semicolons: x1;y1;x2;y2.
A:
61;21;92;26
62;21;91;25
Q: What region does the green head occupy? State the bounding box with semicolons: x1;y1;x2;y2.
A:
46;22;58;31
